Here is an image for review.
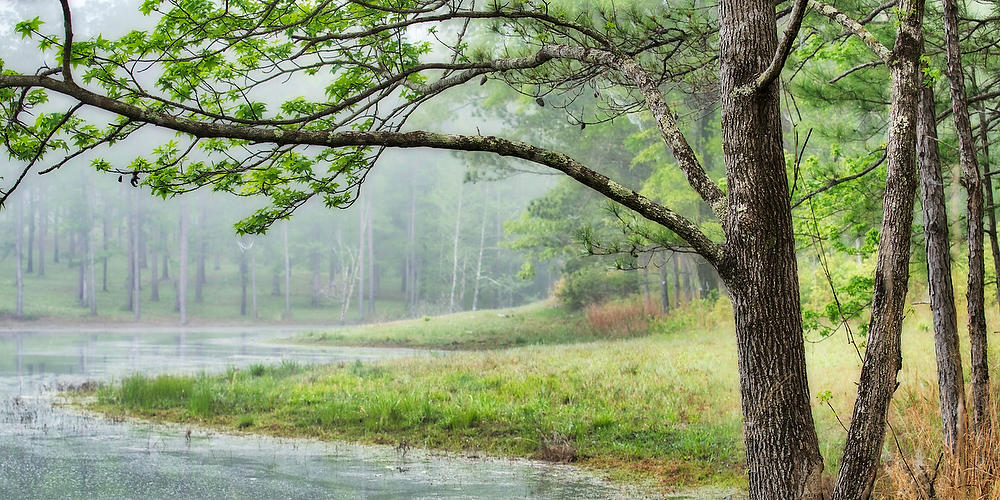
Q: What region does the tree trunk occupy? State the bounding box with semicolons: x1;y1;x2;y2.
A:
272;271;281;296
367;194;375;316
283;222;291;318
131;188;141;321
832;0;924;495
672;253;681;306
26;189;34;273
717;0;824;495
918;81;967;454
84;175;97;316
151;244;160;302
37;188;45;277
102;203;109;291
240;250;248;316
942;0;991;435
52;206;59;264
196;194;207;303
659;253;670;314
449;181;464;313
178;198;188;324
15;195;23;318
977;89;1000;313
473;188;488;311
357;200;365;319
408;172;417;315
250;247;258;320
310;248;320;307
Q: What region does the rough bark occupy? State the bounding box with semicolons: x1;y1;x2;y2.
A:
717;0;824;495
832;0;924;495
942;0;991;434
918;82;967;454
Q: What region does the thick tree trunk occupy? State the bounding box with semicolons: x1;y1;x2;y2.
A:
717;0;824;495
449;182;464;313
832;0;924;495
918;82;967;454
942;0;991;434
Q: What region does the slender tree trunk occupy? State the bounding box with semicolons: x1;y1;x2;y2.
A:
717;0;824;495
26;189;34;273
977;91;1000;312
15;195;23;318
357;200;365;319
408;172;417;315
102;203;109;291
672;253;681;306
37;188;45;277
84;175;97;316
459;254;468;308
240;250;248;316
283;222;291;318
472;189;488;311
449;181;464;313
196;194;207;303
310;249;320;307
367;194;375;316
78;245;86;306
178;198;188;325
151;244;160;302
918;81;967;454
250;247;258;320
942;0;991;435
659;252;670;314
272;271;281;296
832;0;924;495
131;189;140;321
52;207;59;264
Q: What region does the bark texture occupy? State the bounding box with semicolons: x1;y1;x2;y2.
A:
717;0;823;495
832;0;923;495
942;0;991;434
917;82;967;453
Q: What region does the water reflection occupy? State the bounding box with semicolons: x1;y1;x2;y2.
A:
0;328;633;499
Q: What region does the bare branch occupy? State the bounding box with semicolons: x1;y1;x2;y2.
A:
809;0;892;63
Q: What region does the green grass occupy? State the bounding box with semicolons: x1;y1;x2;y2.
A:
83;299;1000;493
288;301;634;349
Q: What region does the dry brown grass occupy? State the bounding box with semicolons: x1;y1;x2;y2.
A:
583;296;663;336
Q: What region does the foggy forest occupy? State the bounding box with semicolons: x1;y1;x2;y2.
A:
0;0;999;498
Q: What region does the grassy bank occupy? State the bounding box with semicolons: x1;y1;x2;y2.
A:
83;299;1000;494
289;301;625;350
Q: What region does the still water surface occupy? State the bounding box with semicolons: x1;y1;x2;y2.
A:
0;327;634;499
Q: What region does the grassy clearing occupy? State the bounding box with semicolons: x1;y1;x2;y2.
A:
85;297;1000;494
289;301;641;350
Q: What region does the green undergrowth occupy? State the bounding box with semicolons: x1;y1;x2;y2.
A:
288;301;637;350
90;330;747;490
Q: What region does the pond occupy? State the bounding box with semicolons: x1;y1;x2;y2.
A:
0;327;639;499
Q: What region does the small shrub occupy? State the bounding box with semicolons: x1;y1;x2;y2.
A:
555;264;641;310
538;431;577;463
